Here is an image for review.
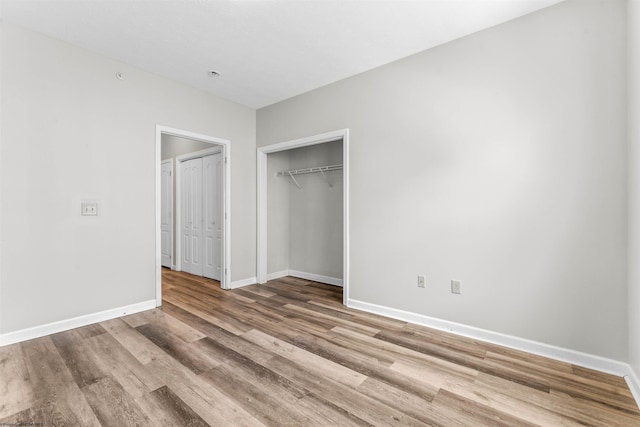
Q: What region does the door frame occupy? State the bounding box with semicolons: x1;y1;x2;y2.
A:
160;159;174;269
156;125;231;308
175;146;221;276
257;128;350;305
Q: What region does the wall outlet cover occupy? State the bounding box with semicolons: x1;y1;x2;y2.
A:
81;202;98;216
417;275;426;288
451;280;461;294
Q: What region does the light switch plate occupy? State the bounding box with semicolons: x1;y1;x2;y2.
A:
81;202;98;216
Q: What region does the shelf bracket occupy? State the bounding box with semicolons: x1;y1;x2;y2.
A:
319;169;333;188
288;171;302;190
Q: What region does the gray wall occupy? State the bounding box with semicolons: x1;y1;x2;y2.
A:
258;0;628;360
161;134;213;160
0;22;257;334
628;0;640;380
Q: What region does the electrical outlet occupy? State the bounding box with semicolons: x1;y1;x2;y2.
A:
417;275;426;288
451;280;461;294
81;202;98;216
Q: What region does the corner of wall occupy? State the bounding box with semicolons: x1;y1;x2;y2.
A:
628;0;640;382
627;368;640;410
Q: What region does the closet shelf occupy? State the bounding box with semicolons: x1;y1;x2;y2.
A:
276;164;343;177
277;164;343;189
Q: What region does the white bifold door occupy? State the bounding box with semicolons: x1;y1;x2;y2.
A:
180;153;222;280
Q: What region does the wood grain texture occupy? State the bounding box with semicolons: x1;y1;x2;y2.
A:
0;268;638;426
135;385;210;427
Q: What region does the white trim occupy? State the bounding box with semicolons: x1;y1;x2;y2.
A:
289;270;343;287
0;300;156;347
625;368;640;408
265;269;343;286
257;150;268;284
347;298;631;377
257;128;350;305
342;129;350;305
156;125;232;308
223;143;232;290
258;130;349;154
155;128;162;305
229;277;257;289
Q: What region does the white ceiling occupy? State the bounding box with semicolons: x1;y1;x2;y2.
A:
0;0;563;109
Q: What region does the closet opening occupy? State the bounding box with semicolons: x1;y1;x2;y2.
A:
257;129;350;305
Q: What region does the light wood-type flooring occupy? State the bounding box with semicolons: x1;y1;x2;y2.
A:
1;269;639;426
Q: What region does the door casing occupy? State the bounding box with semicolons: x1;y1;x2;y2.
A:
156;125;231;307
257;128;349;305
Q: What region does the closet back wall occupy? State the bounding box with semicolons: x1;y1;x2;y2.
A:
289;141;343;281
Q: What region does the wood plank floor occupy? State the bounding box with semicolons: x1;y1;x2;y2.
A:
1;269;639;426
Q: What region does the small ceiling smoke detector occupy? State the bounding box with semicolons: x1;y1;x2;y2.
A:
208;70;221;78
115;72;125;80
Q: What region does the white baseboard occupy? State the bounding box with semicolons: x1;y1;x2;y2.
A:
229;276;257;289
228;272;341;290
0;299;156;347
288;270;344;287
347;298;630;377
626;367;640;407
350;297;640;408
265;270;343;287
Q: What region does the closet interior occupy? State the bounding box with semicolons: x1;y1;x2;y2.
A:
267;139;344;286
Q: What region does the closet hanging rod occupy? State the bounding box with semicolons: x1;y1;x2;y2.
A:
276;164;343;177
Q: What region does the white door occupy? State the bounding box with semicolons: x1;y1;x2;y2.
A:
203;153;222;280
181;157;204;276
160;160;173;268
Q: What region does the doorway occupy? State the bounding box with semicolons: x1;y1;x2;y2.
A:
257;129;350;305
155;126;231;307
